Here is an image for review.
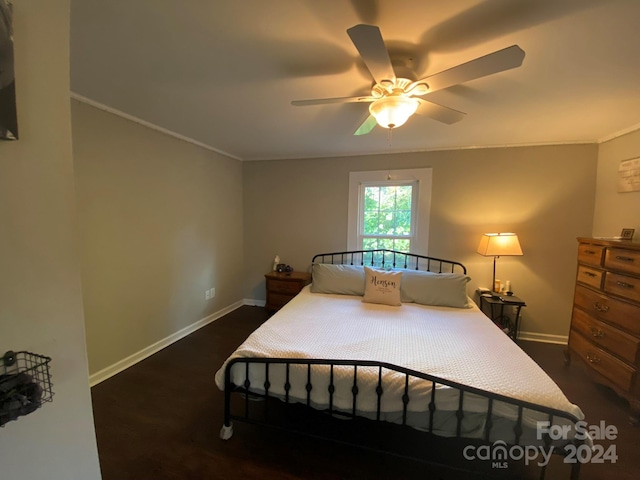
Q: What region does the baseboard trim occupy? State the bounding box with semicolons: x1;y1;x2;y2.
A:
518;331;568;345
89;300;244;387
243;298;266;307
89;301;564;386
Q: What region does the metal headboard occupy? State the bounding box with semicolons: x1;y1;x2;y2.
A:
311;249;466;274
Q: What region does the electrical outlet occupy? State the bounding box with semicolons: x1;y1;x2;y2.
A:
205;290;211;300
210;288;215;298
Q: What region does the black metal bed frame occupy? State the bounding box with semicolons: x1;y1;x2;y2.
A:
220;250;583;478
310;248;467;274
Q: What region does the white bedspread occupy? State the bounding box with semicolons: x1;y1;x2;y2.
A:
215;286;584;436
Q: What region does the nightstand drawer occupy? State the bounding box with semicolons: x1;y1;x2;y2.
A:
267;292;295;309
569;331;636;392
605;248;640;275
578;243;605;266
576;265;603;289
265;271;311;312
571;307;640;364
267;278;305;295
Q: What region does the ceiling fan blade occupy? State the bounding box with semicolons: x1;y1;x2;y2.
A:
416;100;466;125
291;95;375;106
420;45;525;93
354;115;378;136
347;24;396;85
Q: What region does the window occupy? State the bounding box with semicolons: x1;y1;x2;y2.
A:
348;169;432;254
360;182;417;252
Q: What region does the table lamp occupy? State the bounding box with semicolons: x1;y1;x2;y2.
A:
477;233;523;292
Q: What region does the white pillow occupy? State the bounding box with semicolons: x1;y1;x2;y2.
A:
362;266;402;306
310;264;365;295
399;269;471;308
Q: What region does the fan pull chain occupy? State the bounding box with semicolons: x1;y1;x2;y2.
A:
387;127;393;147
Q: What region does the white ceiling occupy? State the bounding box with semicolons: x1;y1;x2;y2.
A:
70;0;640;161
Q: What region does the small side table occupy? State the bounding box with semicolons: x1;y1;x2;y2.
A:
478;292;526;341
265;271;311;313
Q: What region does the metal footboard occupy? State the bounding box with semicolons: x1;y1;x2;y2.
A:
221;357;583;479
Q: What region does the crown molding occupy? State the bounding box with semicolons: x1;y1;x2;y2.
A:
70;92;241;161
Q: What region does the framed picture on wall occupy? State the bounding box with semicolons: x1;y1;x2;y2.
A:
618;157;640;192
0;0;18;140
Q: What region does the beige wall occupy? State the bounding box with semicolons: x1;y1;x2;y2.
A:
72;100;244;374
243;144;598;339
593;129;640;237
0;3;101;479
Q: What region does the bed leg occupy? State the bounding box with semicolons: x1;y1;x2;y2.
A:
220;422;234;440
563;348;571;366
570;460;581;480
629;400;640;426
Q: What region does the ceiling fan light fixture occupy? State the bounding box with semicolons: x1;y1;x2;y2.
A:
369;96;419;129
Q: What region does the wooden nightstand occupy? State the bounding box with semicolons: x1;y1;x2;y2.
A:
265;271;311;313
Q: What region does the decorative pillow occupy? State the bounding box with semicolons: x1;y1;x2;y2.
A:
362;266;402;306
310;264;365;295
399;269;471;308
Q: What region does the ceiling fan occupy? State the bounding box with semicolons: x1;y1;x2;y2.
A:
291;24;525;135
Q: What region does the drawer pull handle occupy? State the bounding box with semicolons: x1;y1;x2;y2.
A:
592;302;610;312
586;353;601;365
584;250;597;255
615;255;635;262
589;327;605;338
616;281;635;289
583;271;597;277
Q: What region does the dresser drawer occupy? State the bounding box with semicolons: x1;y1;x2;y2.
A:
571;308;640;364
569;331;636;392
605;248;640;275
578;243;605;266
605;271;640;303
573;284;640;336
576;265;603;289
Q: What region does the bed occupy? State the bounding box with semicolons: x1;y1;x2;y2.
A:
215;250;587;478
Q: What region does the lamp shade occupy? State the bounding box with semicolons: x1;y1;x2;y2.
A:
477;233;523;257
369;96;419;129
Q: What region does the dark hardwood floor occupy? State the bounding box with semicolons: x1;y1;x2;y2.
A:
91;306;639;479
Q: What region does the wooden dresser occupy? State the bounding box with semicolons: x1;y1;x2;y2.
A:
567;237;640;423
264;271;311;313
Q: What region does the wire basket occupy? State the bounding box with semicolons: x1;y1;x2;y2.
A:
1;350;53;427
